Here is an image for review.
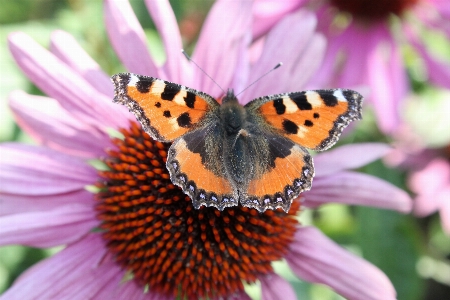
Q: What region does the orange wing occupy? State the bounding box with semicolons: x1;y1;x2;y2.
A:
166;125;238;210
112;73;219;142
246;89;363;151
242;140;314;213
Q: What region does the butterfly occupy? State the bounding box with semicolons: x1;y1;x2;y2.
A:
111;73;363;212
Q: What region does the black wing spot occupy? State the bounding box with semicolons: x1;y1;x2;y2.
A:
321;91;338;107
291;92;312;110
342;90;356;100
282;119;298;134
273;98;286;114
177;112;192;128
117;73;130;84
304;120;313;127
184;92;196;108
161;82;180;100
313;113;319;118
163;110;171;118
265;134;295;169
136;79;153;93
155;102;161;108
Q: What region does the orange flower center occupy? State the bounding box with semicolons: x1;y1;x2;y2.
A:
95;122;300;299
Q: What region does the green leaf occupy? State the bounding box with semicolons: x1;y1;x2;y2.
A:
355;206;424;300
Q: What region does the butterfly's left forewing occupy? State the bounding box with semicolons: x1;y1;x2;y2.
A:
246;89;363;151
112;73;219;142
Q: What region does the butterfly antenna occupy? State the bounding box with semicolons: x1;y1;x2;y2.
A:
181;49;225;94
235;62;283;97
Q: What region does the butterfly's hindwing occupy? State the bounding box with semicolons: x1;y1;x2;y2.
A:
166;125;238;211
241;134;314;212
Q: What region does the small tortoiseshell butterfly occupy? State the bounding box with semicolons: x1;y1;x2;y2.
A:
112;73;363;212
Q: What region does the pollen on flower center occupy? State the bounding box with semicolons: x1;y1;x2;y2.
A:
330;0;419;21
95;121;300;299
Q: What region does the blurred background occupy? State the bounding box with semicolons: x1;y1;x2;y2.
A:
0;0;449;299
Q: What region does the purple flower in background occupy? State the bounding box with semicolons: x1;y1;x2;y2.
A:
1;0;411;298
253;0;450;133
386;122;450;235
409;157;450;235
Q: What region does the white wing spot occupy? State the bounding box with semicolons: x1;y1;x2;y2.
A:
284;96;298;113
128;74;140;86
296;126;308;139
305;91;323;107
333;89;347;102
173;89;188;106
150;79;166;94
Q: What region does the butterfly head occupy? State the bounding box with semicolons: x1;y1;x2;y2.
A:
219;89;247;135
222;89;238;104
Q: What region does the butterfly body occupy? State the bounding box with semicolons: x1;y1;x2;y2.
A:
112;73;363;212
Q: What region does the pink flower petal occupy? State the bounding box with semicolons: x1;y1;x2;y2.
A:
0;191;93;217
230;33;251;95
1;235;113;298
285;33;326;92
192;0;252;97
312;21;405;134
304;171;412;213
1;234;167;299
252;0;307;39
339;25;374;87
419;0;450;38
366;24;407;133
9;91;110;159
303;28;345;89
428;0;450;16
226;291;252;300
426;0;450;32
0;143;97;195
314;23;372;89
104;0;159;76
50;30;113;97
243;10;322;102
97;279;162;300
0;204;97;248
409;158;450;196
144;0;188;84
8;32;129;129
260;273;297;300
313;143;391;177
409;35;450;89
410;158;450;216
286;227;396;300
414;193;445;217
